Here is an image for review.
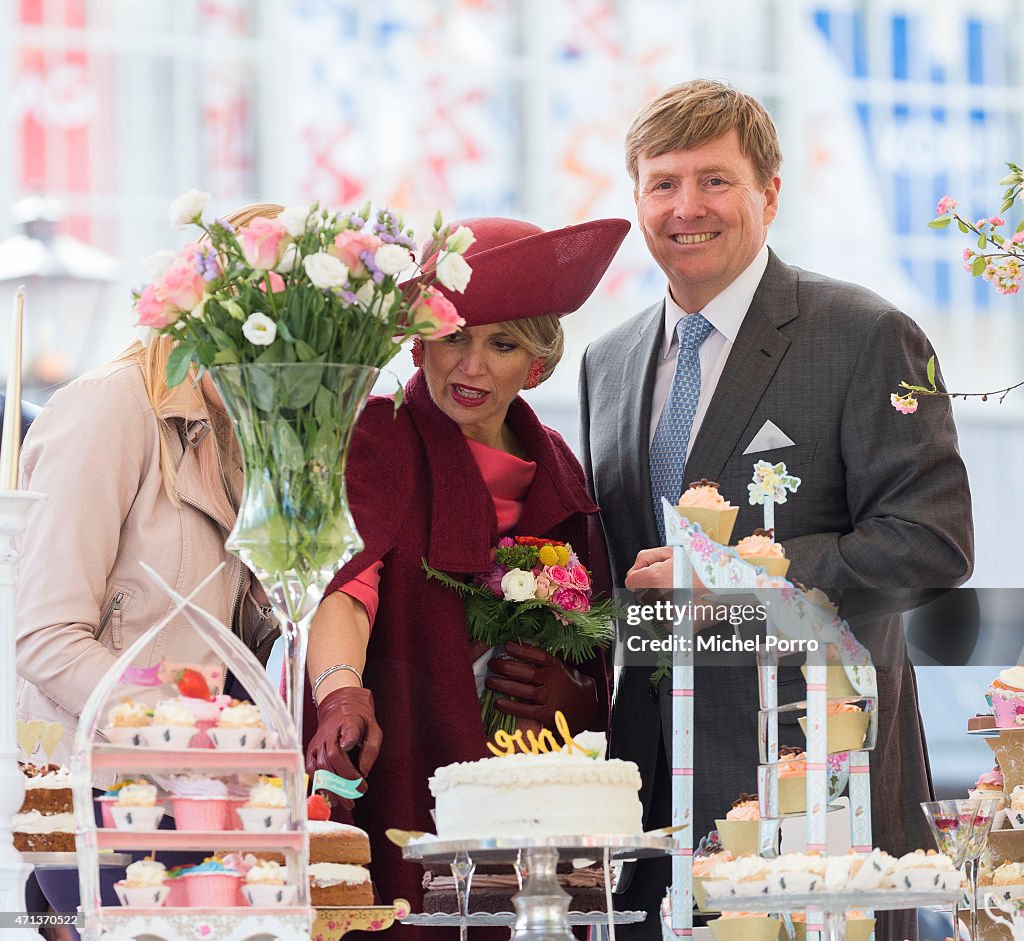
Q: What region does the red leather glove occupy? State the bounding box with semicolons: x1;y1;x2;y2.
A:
305;688;383;808
486;641;598;733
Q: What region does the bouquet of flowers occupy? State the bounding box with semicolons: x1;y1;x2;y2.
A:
133;190;473;388
423;536;619;737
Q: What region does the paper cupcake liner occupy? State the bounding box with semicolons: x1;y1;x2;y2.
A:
709;915;780;941
114;882;170;908
798;711;869;754
164;879;189;908
111;805;164;831
800;664;858;699
182;873;241;907
741;555;790;578
103;726;148;747
992;694;1024;729
714;819;779;856
242;883;297;907
675;506;739;545
170;796;230;831
236;806;290;831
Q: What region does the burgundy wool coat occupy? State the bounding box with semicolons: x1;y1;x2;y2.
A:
310;370;612;937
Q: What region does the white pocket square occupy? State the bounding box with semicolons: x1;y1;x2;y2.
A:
743;420;796;455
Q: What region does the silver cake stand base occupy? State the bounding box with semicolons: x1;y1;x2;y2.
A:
403;835;677;941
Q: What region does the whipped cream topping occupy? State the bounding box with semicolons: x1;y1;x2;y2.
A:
711;856;769;881
245;860;285;884
108;700;151;727
677;480;731;510
309;863;370;887
124;859;166;887
735;534;785;559
306;820;368;835
152;700;196;727
429;751;640;794
218;702;263;729
168;775;228;798
117;783;158;807
997;667;1024;691
13;811;75;833
247;781;287;808
769;853;827;876
22;765;72;790
896;850;955;871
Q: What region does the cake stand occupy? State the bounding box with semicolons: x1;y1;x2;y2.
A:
403;834;677;941
704;888;963;941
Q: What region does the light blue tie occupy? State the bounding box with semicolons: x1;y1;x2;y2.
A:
649;313;715;542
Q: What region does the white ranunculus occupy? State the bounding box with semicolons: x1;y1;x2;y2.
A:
500;568;537;603
276;243;300;274
241;312;277;346
303;252;349;289
278;205;311;237
374;244;414;276
435;252;472;293
141;250;177;279
169;189;210;229
445;225;476;255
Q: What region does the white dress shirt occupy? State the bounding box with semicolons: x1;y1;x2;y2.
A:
648;245;770;454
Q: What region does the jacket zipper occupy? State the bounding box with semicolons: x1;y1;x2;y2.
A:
97;592;125;649
176;490;246;696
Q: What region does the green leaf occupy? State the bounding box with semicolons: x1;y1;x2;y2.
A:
393;386;404;414
281;363;323;408
274;422;304;470
971;256;987;276
212;349;239;365
247;365;279;411
294;339;319;362
957;220;970;234
166;343;196;387
926;356;936;389
276;319;295;343
978;233;988;249
1017;220;1024;235
314;385;336;427
927;217;952;229
222;299;246;321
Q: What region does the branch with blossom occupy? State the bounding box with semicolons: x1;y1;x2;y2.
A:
893;163;1024;412
133;190;474;389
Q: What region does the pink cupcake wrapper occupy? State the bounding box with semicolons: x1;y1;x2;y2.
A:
183;873;241;908
170;797;229;831
164;879;190;908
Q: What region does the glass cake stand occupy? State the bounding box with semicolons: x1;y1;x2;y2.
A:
403;835;677;941
704;888;963;941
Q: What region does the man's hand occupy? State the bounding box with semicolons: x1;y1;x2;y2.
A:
625;546;718;632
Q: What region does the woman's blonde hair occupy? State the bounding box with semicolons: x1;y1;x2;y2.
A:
497;315;564;384
119;202;285;523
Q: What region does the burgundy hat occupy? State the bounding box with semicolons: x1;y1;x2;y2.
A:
408;216;630;328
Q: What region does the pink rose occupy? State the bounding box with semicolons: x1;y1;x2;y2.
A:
157;247;205;312
258;271;286;293
568;564;590;591
134;283;177;328
411;287;465;338
552;587;590;613
240;217;289;270
534;574;554;600
546;564;572;587
332;230;382;277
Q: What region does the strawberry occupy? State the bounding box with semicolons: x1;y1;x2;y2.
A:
175;668;211;700
307;794;331;821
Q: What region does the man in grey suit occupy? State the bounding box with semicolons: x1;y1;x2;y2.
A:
579;80;973;941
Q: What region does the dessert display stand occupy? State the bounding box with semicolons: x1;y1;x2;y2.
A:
403;834;675;941
71;565;312;941
660;500;955;941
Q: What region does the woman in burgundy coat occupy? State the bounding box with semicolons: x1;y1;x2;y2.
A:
304;216;629;927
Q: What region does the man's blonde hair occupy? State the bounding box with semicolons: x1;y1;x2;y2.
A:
625;79;782;188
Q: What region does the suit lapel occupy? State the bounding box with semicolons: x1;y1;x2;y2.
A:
619;301;665;547
685;251;799;483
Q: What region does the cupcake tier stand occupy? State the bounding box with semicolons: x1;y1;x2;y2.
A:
662;500;880;941
403;834;677;941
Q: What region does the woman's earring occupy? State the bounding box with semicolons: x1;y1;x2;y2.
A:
523;358;545;390
411;336;424;368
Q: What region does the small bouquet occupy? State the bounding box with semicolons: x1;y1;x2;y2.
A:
423;536;618;737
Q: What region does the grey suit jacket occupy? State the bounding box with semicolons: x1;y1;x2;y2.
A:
579;249;973;860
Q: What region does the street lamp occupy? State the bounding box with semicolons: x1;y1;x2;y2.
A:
0;197;118;402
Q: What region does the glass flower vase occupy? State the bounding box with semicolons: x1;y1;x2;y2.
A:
210;362;379;734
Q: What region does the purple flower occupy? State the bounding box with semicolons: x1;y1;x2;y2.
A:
478;564;508;597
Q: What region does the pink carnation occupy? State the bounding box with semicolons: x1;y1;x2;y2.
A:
134;283;177;328
568;564;591;591
333;230;383;277
546;564;572;587
552;587;591;613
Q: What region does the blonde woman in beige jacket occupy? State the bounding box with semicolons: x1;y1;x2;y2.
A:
16;310;277;769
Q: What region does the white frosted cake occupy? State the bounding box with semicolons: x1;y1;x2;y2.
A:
429;732;643;840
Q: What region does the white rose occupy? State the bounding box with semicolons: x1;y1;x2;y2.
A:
435;252;472;293
354;281;376;307
141;250;177;279
303;252;349;289
374;244;414;276
445;225;476;255
276;243;300;274
169;189;210;229
500;568;537;603
241;312;277;346
278;205;311;238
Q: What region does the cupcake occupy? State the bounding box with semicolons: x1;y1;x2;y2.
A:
970;767;1005;806
708;913;780;941
1008;786;1024;830
798;702;869;754
735;529;790;578
716;795;761;856
180;857;242;907
823;854;865;892
104;700;152;746
893;849;958;891
775;747;809;815
709;855;771;897
992;861;1024;886
989;667;1024;728
144;699;197;749
766;853;826;894
675;479;739;544
236;780;290;831
114;858;169;908
111;783;164;831
163;865;192;908
209;701;271;750
167;775;231;831
242;860;297;907
848;848;897;890
694;851;734;912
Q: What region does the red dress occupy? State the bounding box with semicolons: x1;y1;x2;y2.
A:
310;370;611;939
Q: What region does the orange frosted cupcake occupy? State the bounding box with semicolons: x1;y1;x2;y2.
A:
799;702;869;754
735;528;789;577
716;794;763;856
675;479;738;544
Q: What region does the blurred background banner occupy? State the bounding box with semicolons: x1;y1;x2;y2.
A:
1;0;1022;795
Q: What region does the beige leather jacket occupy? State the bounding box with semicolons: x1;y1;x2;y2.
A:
15;361;276;766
